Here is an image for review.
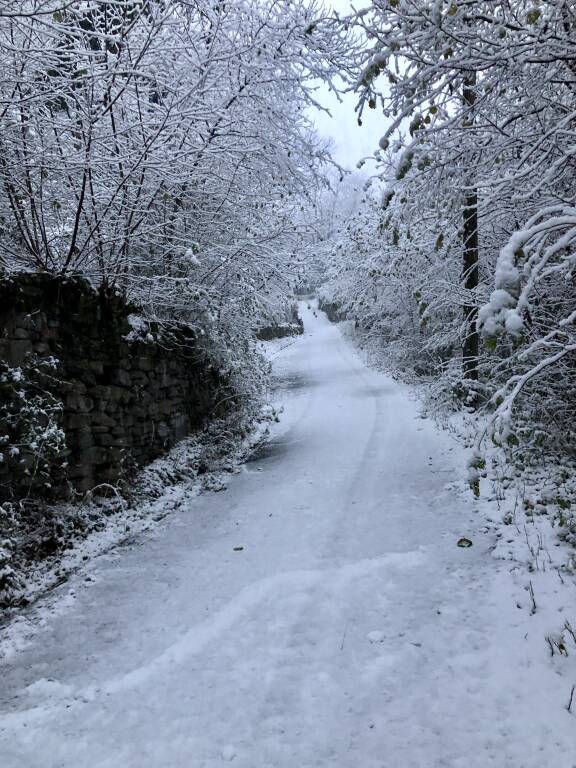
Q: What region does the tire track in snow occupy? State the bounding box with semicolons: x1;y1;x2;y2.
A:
0;549;426;728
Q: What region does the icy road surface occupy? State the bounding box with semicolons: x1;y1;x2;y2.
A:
1;302;575;767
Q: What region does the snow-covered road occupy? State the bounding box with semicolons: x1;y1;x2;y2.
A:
1;303;575;767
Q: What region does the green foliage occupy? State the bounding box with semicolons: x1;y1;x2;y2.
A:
382;189;395;210
396;151;414;181
0;543;23;607
484;336;498;352
0;356;67;501
409;115;423;136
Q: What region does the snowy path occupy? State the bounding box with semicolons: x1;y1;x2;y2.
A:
1;303;575;767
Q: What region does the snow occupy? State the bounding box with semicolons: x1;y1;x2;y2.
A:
495;240;521;296
22;678;74;702
504;308;524;335
478;288;517;337
1;301;576;767
124;314;153;342
221;745;237;761
185;247;201;266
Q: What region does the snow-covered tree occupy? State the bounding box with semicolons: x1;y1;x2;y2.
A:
318;0;576;475
0;0;352;343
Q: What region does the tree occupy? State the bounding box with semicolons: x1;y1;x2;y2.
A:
0;0;353;346
318;0;576;474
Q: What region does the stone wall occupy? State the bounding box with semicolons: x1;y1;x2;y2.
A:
256;303;304;341
256;320;303;341
0;274;230;500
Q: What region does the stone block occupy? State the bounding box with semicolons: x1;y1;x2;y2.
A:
91;412;117;428
66;413;90;430
8;339;33;364
101;398;118;413
109;385;129;402
138;357;154;372
91;425;110;434
157;421;170;440
66;392;94;413
94;433;115;447
113;369;131;387
89;360;104;376
71;369;96;387
89;385;111;400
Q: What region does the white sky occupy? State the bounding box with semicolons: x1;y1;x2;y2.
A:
309;0;386;170
311;84;384;171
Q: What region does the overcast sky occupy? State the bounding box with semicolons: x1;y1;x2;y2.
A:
311;85;383;171
309;0;385;170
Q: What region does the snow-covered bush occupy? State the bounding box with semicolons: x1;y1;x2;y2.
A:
0;357;67;502
477;209;576;470
0;537;24;608
314;0;576;509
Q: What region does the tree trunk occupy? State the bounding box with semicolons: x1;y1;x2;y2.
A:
462;72;479;382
